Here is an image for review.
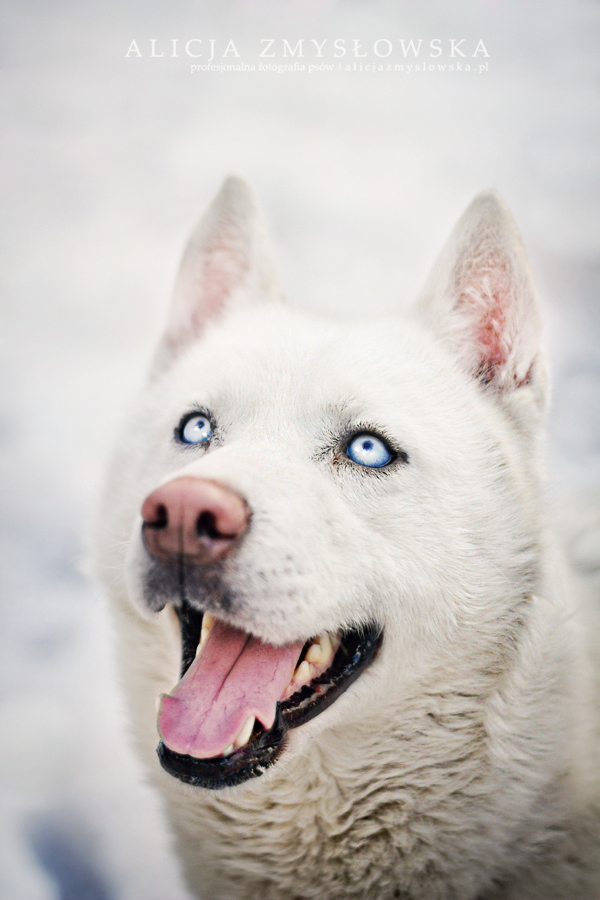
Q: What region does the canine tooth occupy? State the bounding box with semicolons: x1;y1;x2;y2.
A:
234;715;255;749
306;633;333;664
222;744;235;757
305;642;321;663
199;612;215;647
320;632;333;658
294;660;313;683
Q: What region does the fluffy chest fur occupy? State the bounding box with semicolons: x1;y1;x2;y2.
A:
110;581;590;900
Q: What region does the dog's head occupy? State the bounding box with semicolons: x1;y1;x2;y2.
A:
95;178;548;789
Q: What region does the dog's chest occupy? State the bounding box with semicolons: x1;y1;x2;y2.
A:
170;763;416;900
163;726;534;900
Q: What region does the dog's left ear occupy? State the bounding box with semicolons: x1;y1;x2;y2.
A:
417;192;547;405
154;176;281;370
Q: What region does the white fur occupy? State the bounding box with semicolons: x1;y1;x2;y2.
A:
93;178;600;899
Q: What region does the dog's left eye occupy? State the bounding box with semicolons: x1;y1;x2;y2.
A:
179;414;212;445
346;433;393;468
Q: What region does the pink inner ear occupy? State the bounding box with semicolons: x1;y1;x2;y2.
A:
192;236;250;331
476;292;507;378
458;252;513;383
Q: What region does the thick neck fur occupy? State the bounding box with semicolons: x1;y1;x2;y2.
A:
110;580;588;900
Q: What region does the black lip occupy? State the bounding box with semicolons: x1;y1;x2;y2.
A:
157;604;383;789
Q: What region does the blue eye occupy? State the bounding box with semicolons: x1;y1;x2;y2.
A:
180;415;212;445
346;433;393;468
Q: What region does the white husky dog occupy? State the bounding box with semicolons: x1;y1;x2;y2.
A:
94;178;600;899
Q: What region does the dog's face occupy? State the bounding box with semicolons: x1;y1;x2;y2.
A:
96;179;548;789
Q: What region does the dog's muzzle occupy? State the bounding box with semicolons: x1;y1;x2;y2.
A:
138;474;383;790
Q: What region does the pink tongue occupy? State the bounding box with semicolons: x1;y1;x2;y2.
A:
159;620;305;759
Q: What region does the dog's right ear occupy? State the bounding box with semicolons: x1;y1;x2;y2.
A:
153;176;281;370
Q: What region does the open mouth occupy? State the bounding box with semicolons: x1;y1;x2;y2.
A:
157;602;383;789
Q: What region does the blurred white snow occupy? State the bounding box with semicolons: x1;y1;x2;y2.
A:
1;1;599;897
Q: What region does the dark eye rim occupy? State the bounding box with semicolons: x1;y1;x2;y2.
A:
174;409;215;446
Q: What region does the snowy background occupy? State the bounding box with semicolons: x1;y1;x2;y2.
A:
1;1;599;897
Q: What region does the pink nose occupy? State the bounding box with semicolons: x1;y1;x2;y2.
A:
141;477;250;565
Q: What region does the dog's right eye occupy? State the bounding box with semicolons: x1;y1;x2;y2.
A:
179;414;212;445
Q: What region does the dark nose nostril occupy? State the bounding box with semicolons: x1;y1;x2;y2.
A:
146;503;168;529
196;511;224;541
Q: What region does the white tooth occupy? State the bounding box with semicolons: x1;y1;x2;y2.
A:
234;715;255;749
320;632;332;659
199;612;215;647
294;660;313;683
306;633;333;665
305;642;323;664
222;744;235;757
